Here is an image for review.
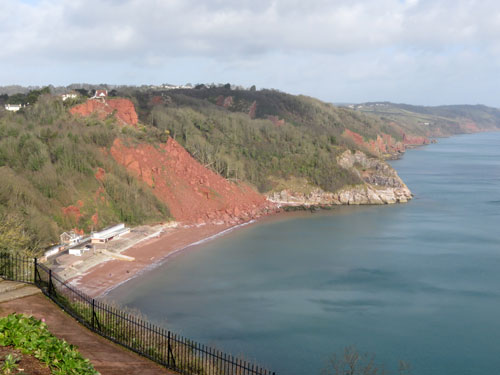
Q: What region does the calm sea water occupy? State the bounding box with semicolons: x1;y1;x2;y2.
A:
109;132;500;375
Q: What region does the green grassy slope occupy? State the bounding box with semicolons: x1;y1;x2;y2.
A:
355;102;500;136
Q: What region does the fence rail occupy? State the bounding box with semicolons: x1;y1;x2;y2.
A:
0;252;275;375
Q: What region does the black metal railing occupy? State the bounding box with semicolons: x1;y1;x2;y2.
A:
0;252;275;375
0;252;35;283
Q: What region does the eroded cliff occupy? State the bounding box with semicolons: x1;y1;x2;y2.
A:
70;98;138;126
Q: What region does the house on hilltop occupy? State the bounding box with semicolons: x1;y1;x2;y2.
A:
4;104;23;112
61;92;78;101
91;89;108;100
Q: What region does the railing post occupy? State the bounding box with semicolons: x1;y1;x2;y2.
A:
92;299;95;329
33;258;37;284
48;269;52;295
167;330;171;367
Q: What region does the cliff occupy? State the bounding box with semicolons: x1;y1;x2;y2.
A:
267;150;411;206
110;137;275;225
70;98;138;126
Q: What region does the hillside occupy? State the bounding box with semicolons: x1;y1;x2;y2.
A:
119;87;500;190
1;86;499;255
353;102;500;136
0;95;170;255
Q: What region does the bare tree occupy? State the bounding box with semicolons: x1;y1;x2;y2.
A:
322;346;411;375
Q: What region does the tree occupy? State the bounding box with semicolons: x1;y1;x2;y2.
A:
250;85;256;92
322;346;411;375
74;88;89;97
0;213;35;256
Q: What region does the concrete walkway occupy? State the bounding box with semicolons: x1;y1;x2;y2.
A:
0;282;176;375
0;279;41;302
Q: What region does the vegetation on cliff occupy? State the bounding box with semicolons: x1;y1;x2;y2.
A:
2;85;500;255
120;87;500;193
0;95;169;255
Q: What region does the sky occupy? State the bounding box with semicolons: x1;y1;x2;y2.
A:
2;0;500;106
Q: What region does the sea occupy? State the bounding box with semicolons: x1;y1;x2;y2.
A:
108;132;500;375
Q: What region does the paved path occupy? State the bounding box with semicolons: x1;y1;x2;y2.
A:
0;279;41;302
0;285;176;375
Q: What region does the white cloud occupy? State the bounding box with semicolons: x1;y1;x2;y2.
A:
1;0;500;105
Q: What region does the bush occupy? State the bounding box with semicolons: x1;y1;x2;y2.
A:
0;314;98;375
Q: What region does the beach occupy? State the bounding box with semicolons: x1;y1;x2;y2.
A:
69;222;253;298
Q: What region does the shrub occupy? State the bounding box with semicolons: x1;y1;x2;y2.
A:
0;314;98;375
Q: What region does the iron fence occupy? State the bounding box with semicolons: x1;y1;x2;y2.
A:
0;252;275;375
0;252;35;283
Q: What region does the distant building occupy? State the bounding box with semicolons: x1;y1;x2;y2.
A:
91;90;108;100
4;104;23;112
61;93;78;101
91;223;130;244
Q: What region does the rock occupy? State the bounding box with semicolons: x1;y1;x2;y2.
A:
266;150;412;207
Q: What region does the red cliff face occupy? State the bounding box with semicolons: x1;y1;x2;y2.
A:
402;133;430;146
70;98;138;126
342;129;429;155
110;137;275;225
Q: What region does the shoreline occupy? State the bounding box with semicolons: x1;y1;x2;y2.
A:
99;220;258;297
68;208;326;298
69;220;263;298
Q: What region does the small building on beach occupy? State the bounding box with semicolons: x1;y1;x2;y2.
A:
60;231;83;246
91;223;130;244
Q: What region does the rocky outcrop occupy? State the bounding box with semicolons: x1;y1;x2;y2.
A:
267;150;412;206
215;95;234;109
70;98;138;126
402;133;430;147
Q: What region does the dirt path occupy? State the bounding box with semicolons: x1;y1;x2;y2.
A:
0;294;176;375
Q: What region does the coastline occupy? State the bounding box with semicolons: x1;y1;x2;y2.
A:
66;134;454;299
69;220;260;298
68;208;327;298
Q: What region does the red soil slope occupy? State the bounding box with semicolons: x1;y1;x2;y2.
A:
110;138;275;225
342;129;429;155
70;99;138;126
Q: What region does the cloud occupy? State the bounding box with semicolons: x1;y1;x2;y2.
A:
1;0;500;105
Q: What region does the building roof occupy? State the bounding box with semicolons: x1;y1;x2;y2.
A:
91;223;128;240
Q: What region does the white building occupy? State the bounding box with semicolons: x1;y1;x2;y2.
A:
60;231;83;246
4;104;23;112
91;90;108;100
91;223;130;244
61;93;78;101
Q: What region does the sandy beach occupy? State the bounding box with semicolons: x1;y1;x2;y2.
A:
69;222;247;298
